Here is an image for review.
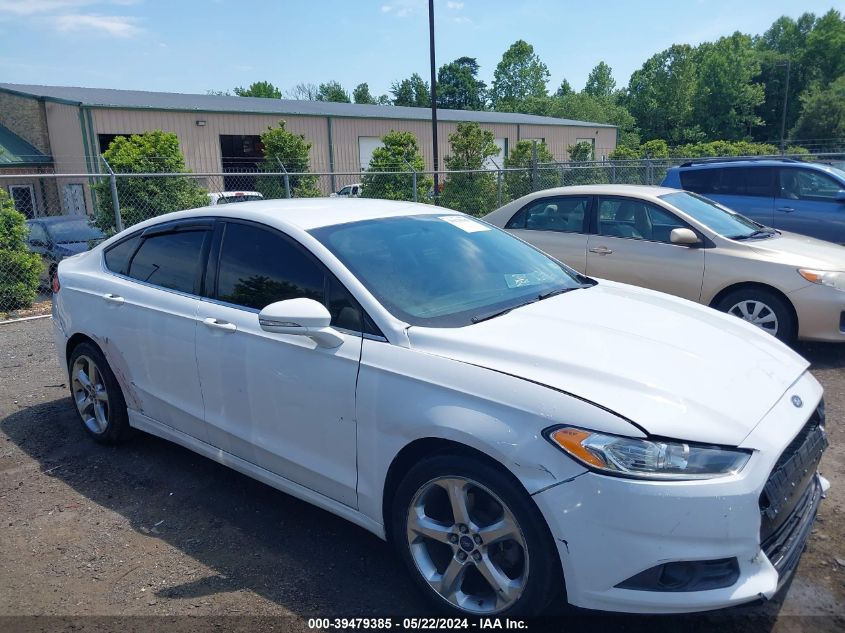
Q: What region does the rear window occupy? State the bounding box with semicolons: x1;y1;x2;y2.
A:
104;235;141;275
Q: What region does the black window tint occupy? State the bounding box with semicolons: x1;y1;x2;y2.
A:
717;167;773;196
104;235;141;275
327;276;362;331
680;169;718;194
128;231;206;293
505;206;527;229
743;168;774;196
217;222;325;310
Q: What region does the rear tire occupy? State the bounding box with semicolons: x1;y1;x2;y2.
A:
392;453;561;617
715;287;795;343
68;342;131;444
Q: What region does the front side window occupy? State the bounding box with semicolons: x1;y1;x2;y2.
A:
507;197;589;233
127;230;207;293
779;168;843;201
311;214;587;328
215;222;325;311
597;198;687;242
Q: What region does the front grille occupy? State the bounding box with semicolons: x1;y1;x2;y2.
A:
759;402;827;572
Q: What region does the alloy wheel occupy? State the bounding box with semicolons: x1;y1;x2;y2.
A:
406;476;529;614
71;355;111;435
727;299;779;335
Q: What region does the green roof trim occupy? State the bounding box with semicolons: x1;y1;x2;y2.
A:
0;123;52;166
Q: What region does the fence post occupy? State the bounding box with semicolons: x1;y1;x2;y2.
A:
646;159;654;185
531;141;539;192
402;159;417;203
496;169;503;206
276;157;291;199
611;162;616;184
100;156;123;232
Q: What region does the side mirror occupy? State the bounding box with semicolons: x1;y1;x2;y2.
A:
835;190;845;202
670;227;701;246
258;298;343;348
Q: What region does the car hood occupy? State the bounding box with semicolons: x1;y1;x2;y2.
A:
407;281;809;446
743;231;845;268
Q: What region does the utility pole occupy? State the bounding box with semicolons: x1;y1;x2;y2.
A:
428;0;439;204
779;59;792;155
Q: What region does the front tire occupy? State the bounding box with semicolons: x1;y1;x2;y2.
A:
715;287;795;343
68;342;130;444
392;453;561;617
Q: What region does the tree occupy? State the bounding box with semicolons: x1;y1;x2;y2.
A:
533;92;639;148
437;57;487;110
0;189;42;311
376;94;392;105
554;79;573;98
802;9;845;86
317;81;351;103
206;89;231;96
692;33;765;140
257;121;321;198
391;73;431;107
490;40;550;111
584;62;616;98
624;44;701;144
286;82;319;100
93;131;208;231
353;83;377;105
234;81;281;99
791;75;845;149
503;139;556;200
361;131;432;201
440;122;500;216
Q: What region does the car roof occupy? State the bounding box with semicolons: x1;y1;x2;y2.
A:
512;184;681;200
125;198;454;232
676;159;824;170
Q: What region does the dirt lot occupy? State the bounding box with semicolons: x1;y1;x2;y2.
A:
1;317;844;632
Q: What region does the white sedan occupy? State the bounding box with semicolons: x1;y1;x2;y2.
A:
52;199;829;616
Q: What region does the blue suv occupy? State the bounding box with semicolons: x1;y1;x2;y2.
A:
662;159;845;244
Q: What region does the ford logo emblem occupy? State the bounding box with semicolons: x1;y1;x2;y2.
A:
791;395;803;408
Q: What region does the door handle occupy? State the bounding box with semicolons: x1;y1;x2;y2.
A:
102;293;125;305
203;317;237;332
777;206;795;213
589;246;613;255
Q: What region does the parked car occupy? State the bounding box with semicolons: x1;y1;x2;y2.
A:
53;198;828;616
26;215;105;283
207;191;264;205
485;184;845;343
661;159;845;244
330;183;363;198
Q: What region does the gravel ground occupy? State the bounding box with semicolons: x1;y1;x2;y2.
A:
1;317;843;632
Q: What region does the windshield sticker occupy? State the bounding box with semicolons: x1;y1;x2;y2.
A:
439;215;491;233
504;271;553;289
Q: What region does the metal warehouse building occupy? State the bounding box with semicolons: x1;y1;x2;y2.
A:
0;83;617;217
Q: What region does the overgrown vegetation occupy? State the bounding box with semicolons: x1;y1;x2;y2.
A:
361;131;432;201
257;121;321;198
0;189;42;310
440;122;500;216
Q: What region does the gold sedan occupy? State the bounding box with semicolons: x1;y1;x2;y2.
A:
484;185;845;343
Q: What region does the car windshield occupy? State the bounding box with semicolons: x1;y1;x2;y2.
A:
660;191;772;240
819;164;845;182
311;214;588;327
45;219;105;243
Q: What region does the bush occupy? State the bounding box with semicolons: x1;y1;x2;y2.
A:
361;131;432;202
503;140;557;199
93;131;208;232
0;190;42;310
257;121;321;198
440;122;500;216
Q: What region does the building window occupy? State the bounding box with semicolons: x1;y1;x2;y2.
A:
219;135;264;190
9;185;36;218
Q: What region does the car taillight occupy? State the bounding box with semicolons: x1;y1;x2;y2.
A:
51;272;60;293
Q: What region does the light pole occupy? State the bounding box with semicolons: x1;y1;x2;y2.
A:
779;58;791;155
428;0;439;204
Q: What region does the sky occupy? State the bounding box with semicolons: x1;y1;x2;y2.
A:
0;0;843;98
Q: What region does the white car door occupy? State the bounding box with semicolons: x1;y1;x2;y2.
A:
97;222;213;440
503;195;590;272
195;220;361;507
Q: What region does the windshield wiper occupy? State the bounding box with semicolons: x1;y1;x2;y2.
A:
728;229;777;241
471;297;539;324
537;286;581;301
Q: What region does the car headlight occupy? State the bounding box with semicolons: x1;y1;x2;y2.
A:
546;426;751;480
798;269;845;292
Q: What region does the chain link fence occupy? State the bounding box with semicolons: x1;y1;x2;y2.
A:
2;152;844;317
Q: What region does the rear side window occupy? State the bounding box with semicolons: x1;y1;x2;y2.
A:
215;222;325;311
104;235;141;275
681;167;774;197
127;231;207;294
506;196;589;233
